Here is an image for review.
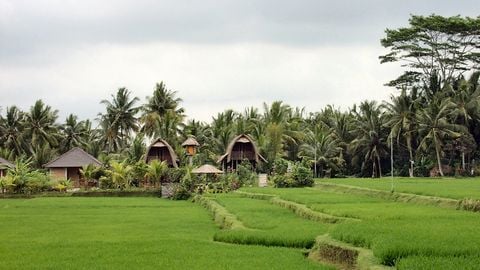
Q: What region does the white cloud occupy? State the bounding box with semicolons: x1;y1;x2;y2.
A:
0;42;398;122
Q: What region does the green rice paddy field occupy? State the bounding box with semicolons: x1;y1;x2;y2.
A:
2;178;480;269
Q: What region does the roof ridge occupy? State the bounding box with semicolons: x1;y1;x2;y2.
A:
43;147;102;168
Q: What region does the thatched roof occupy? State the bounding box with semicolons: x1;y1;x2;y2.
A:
192;164;224;174
217;134;267;163
182;137;200;147
0;157;14;168
44;147;102;168
145;138;178;168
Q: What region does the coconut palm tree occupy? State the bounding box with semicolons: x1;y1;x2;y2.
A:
299;126;343;177
349;101;388;178
417;97;466;176
59;114;87;152
100;88;140;146
23;100;60;151
383;89;417;177
0;106;25;157
141;82;185;138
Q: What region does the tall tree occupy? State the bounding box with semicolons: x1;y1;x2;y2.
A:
141;82;184;138
99;87;140;147
0;106;25;157
59;114;87;152
417;97;464;176
380;15;480;91
383;90;418;177
299;125;343;178
350;101;388;178
23;100;60;151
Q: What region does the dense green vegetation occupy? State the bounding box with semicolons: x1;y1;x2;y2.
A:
319;177;480;199
1;14;479;181
0;197;328;269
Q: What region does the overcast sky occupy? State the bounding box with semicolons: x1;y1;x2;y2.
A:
0;0;478;123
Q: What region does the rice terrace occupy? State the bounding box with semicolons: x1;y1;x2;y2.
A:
1;1;480;270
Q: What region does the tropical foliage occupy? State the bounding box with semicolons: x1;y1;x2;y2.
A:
0;14;479;181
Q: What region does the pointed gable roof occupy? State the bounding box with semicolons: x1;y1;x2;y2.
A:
217;134;267;163
44;147;102;168
145;138;179;167
0;157;14;168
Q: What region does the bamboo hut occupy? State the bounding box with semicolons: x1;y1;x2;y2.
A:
145;138;179;167
44;147;102;187
217;134;266;171
0;157;14;177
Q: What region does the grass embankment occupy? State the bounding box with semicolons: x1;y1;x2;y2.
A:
318;177;480;200
242;187;480;268
209;194;332;249
0;197;329;269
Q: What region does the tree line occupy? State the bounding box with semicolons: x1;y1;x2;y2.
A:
0;14;479;178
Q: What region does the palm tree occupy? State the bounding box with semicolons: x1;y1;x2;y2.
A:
383;89;417;177
417;97;465;176
59;114;87;152
109;161;133;190
350;101;388;178
125;135;146;163
0;106;25;157
23;100;60;151
141;82;185;138
450;74;480;169
99;87;140;147
144;160;167;187
299;126;343;177
262;101;300;163
211;110;237;154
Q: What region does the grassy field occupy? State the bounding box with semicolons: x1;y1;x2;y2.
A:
211;194;332;248
3;182;480;269
318;177;480;199
0;197;328;269
242;186;480;268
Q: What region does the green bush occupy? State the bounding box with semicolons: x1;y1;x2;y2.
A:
273;158;289;175
292;164;314;187
171;186;191;200
99;176;115;189
25;171;51;193
272;162;313;188
236;162;257;186
165;167;185;183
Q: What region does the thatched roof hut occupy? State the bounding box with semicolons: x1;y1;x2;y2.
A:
145;138;178;167
192;164;224;174
217;134;266;170
44;147;102;187
0;157;14;177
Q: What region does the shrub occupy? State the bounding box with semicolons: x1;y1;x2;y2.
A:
99;176;115;189
272;162;313;188
25;171;51;193
236;162;257;186
171;186;191;200
165;167;185;183
273;158;289;175
272;174;293;188
292;164;314;187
